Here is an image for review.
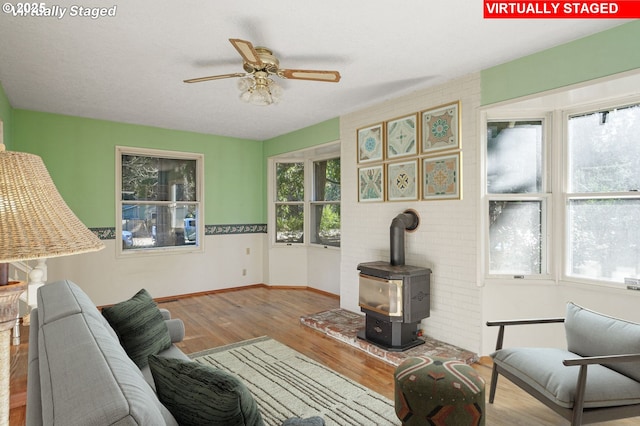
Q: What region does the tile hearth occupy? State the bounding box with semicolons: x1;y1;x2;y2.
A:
300;308;478;366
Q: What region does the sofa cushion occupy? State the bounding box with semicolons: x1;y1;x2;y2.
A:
492;347;640;409
38;304;172;425
148;355;265;426
565;302;640;381
38;279;105;324
102;288;172;368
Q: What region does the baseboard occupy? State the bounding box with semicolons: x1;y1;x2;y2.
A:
99;283;339;309
269;285;340;299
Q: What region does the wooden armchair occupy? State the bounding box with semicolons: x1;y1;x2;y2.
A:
487;303;640;425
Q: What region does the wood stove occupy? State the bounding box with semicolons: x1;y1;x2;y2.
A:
357;210;431;351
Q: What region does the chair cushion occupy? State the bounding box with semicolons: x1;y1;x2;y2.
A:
565;302;640;381
102;288;172;368
492;347;640;408
148;355;265;426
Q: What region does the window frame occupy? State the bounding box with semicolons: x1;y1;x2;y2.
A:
481;112;554;281
561;99;640;287
310;155;341;248
273;160;305;245
269;142;341;249
115;146;204;257
482;89;640;289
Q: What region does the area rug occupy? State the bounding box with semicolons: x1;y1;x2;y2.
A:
189;336;400;426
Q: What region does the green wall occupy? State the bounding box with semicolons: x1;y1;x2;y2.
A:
8;109;338;231
261;118;340;213
0;83;11;148
263;118;340;157
12;110;265;227
481;20;640;105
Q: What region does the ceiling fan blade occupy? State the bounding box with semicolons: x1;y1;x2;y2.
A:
183;73;247;83
280;69;341;83
229;38;264;67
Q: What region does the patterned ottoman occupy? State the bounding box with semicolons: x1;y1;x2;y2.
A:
394;356;485;426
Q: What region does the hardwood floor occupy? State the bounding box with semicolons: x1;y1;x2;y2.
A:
9;286;640;425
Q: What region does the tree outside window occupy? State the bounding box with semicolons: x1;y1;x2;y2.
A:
311;158;340;247
275;162;304;243
273;155;341;247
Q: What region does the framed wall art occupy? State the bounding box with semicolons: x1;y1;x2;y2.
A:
421;101;460;154
422;152;462;200
357;123;383;163
387;159;418;201
358;165;384;202
386;113;418;159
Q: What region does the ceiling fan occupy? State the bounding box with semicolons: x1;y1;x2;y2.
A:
184;38;341;105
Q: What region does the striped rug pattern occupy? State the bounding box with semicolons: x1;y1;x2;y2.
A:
190;336;400;426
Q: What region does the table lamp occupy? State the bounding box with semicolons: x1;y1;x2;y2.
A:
0;128;104;424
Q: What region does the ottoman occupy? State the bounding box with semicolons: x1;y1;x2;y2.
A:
394;356;485;426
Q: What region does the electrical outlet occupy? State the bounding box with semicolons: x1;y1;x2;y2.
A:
242;269;247;276
246;248;250;255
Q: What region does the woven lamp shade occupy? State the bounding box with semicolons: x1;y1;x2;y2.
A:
0;147;104;262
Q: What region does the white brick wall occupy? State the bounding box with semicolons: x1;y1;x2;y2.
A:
340;73;482;354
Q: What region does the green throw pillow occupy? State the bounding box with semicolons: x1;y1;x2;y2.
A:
102;288;171;368
148;355;265;426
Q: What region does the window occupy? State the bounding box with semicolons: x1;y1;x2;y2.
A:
311;157;341;247
275;162;304;244
485;119;549;276
116;146;203;254
483;94;640;286
272;145;341;247
566;103;640;283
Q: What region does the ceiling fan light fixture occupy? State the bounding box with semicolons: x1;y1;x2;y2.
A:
269;80;283;101
238;74;282;106
249;84;271;106
185;39;339;105
237;77;254;92
240;89;253;103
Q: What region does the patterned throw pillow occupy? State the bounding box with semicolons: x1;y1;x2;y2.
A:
102;289;171;368
148;355;265;426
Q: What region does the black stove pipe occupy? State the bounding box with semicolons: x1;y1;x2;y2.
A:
390;210;419;266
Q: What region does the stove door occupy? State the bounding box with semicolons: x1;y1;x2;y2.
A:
358;274;403;317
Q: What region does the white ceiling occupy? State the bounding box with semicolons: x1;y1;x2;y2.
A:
0;1;628;140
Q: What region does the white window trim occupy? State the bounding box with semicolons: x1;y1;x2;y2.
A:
560;98;640;288
115;146;205;257
271;160;306;246
268;141;340;249
480;112;554;282
309;154;341;248
480;69;640;289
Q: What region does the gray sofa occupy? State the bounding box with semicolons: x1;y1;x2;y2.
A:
26;280;189;425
